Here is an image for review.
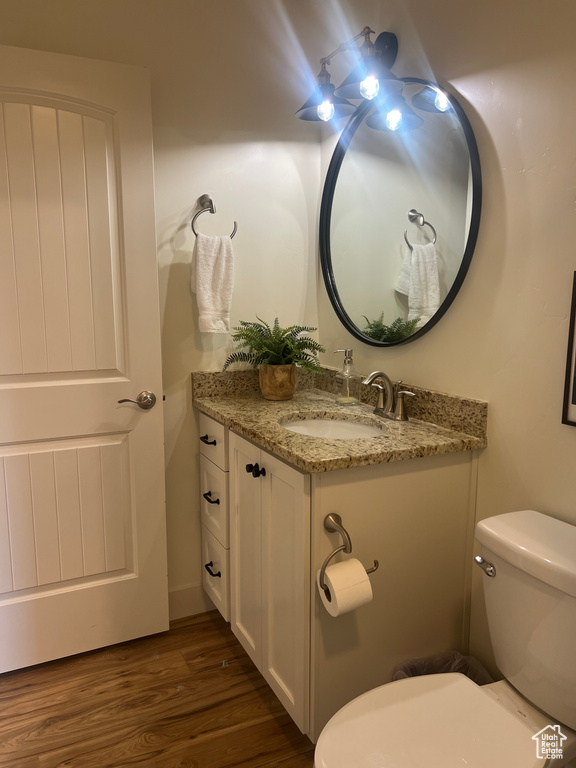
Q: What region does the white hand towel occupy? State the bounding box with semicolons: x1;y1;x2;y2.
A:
395;248;412;296
396;242;440;327
191;233;234;333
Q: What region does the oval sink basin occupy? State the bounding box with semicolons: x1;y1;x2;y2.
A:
283;418;383;439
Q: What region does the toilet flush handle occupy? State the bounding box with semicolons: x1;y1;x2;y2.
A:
474;555;496;577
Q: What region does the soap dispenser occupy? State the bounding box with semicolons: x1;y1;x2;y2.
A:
334;349;361;405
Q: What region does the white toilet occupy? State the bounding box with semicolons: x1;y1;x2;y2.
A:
314;509;576;767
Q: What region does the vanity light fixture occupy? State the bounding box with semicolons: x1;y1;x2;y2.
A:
297;26;451;131
295;61;356;122
296;26;401;122
365;94;424;132
410;85;454;113
332;29;403;101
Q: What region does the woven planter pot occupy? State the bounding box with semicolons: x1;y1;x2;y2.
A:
259;363;297;401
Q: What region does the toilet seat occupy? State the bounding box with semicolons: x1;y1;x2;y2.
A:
314;673;542;768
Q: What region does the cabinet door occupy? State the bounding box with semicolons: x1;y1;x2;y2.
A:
229;432;263;667
261;452;310;733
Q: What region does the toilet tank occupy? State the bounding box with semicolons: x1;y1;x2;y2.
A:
476;510;576;730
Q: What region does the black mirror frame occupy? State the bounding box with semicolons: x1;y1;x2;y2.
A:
319;78;482;346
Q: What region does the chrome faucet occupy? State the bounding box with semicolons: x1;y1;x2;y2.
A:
362;371;395;419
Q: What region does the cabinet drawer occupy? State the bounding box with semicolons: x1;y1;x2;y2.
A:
201;525;230;622
198;413;229;470
200;455;229;547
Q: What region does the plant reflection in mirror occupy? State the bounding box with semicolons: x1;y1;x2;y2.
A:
362;313;420;343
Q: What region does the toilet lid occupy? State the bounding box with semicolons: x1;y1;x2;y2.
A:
315;673;542;768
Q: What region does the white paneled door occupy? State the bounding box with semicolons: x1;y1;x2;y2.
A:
0;45;169;672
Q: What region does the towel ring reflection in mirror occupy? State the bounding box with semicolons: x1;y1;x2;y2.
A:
191;193;238;239
403;209;437;251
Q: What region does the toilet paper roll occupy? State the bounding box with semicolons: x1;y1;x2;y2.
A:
317;558;373;617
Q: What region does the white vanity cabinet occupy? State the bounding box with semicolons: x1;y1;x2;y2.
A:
229;430;311;732
307;452;475;740
199;412;477;742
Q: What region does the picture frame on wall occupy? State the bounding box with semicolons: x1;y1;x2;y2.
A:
562;272;576;426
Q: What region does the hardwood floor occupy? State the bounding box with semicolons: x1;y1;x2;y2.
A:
0;611;315;768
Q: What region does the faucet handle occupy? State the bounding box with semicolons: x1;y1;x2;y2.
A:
367;381;386;410
394;390;415;421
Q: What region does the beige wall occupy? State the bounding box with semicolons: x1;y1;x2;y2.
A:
2;0;575;666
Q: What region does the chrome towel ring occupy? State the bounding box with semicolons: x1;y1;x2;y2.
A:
191;193;238;239
403;208;436;251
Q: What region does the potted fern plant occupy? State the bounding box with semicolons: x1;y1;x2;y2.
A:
223;317;325;400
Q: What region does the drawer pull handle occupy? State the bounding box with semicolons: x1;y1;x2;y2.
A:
202;490;220;505
200;434;217;446
204;561;221;578
246;463;266;478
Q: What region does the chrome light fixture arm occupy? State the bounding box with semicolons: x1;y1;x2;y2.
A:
318;26;375;69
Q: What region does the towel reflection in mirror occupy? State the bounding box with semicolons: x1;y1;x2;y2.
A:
395;242;440;328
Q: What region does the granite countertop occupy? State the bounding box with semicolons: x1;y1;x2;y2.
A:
193;388;486;473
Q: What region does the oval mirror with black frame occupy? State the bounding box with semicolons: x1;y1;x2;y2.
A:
319;78;482;346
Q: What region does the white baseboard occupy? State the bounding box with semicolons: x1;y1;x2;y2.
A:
169;584;215;621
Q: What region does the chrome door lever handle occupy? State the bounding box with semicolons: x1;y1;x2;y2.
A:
117;390;157;410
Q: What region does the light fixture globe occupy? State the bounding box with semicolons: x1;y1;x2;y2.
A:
365;95;424;132
295;83;356;121
334;31;402;102
334;58;404;101
411;85;454;113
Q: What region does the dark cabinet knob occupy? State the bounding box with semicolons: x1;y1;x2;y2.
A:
202;491;220;505
245;462;266;478
200;434;217;445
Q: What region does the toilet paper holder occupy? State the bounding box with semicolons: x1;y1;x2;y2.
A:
319;513;379;595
